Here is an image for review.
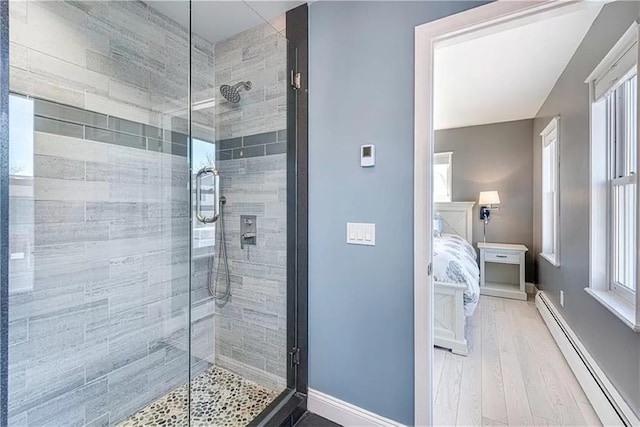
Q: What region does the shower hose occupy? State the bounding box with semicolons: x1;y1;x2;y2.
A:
208;196;231;300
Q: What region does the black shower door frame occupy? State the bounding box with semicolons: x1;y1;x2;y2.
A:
248;4;310;426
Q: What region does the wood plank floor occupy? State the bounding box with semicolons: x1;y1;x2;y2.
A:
434;296;602;426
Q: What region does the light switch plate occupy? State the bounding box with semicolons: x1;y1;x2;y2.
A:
347;223;375;246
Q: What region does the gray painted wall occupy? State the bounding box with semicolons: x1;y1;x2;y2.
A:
308;1;486;424
533;1;640;416
435;119;534;282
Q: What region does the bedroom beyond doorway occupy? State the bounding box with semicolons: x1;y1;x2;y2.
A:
416;0;640;425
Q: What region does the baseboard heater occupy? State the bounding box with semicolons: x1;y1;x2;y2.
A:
536;291;640;427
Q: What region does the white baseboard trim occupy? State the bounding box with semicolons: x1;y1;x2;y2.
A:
535;292;640;426
307;388;405;427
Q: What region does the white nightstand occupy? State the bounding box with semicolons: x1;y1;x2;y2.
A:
478;242;528;301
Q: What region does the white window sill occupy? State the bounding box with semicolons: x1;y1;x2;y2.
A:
584;288;639;332
540;252;560;267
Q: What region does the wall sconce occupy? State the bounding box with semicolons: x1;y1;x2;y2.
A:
479;190;500;243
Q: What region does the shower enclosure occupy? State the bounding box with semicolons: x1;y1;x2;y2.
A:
0;1;308;425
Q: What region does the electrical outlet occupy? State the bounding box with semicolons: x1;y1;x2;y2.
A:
560;290;565;307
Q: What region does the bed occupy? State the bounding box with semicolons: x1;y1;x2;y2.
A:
433;201;479;355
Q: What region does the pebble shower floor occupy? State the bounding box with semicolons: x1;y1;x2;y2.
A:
119;366;278;426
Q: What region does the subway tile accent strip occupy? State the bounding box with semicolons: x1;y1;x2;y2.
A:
218;137;242;151
243;131;277;147
265;142;286;156
34;116;84;139
147;138;188;157
107;116;163;140
35;98;108;129
25;94;286;160
218;130;287;160
85;126;147;150
29;96;190;157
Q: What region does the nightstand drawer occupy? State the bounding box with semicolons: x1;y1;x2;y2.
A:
484;251;519;263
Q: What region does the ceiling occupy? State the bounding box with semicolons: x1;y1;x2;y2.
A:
434;5;602;130
146;1;304;44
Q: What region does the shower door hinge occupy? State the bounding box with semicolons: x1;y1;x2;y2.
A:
428;262;433;276
289;347;301;366
290;70;301;89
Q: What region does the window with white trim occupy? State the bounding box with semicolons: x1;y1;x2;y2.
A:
587;23;639;329
541;118;560;267
434;152;452;202
608;74;637;301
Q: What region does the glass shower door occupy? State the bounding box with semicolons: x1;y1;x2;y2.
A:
3;1;300;425
187;3;295;425
5;1;193;425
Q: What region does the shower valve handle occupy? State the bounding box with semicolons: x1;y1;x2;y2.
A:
241;232;256;249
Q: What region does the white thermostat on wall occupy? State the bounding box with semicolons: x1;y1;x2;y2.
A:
361;144;375;167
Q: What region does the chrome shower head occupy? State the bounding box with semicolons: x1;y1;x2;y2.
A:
219;81;252;104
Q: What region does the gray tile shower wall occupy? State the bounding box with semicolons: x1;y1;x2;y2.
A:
31;99;190;156
218;130;287;160
214;155;288;390
8;134;199;426
213;16;288;390
8;100;215;426
7;1;215;426
215;15;287;140
9;1;214;132
8;1;290;425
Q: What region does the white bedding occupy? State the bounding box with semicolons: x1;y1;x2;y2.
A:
433;233;480;316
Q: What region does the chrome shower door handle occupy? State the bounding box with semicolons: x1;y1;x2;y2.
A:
195;166;220;223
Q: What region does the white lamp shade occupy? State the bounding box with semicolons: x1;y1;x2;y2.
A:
479;190;500;205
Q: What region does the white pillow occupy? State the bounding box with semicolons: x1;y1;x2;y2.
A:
433;215;444;236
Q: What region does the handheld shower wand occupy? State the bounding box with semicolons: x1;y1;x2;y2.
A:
208;195;231;300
